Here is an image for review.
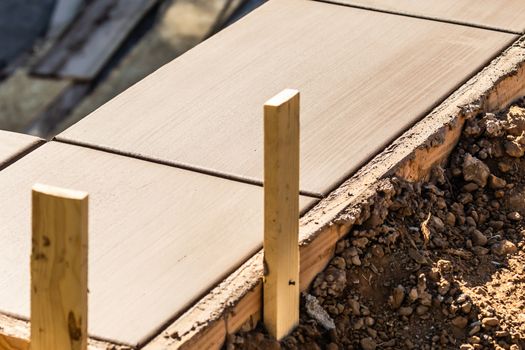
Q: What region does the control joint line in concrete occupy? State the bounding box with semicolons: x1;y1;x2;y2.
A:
54;137;325;199
0;140;45;172
310;0;522;35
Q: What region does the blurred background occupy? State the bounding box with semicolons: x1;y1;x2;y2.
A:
0;0;265;138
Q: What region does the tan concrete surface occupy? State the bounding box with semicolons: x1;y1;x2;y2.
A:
0;141;315;346
0;130;41;168
321;0;525;33
58;0;516;197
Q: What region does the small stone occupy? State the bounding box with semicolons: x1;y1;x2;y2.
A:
371;244;384;258
472;246;489;256
366;328;377;338
463;154;490;187
461;301;472;314
348;298;361;316
489;175;507;189
438;279;451;295
437;259;453;274
419;291;432;306
506;106;525;135
471;229;488;246
452;316;469;329
463;183;479;192
416;305;429;315
468;336;481;344
360;337;377;350
484;114;503;137
432;216;445;231
495;330;509;338
351;255;362;266
492;240;518;256
352;237;369;248
505;140;525;158
399;306;413;316
429;267;441;281
304;293;335;330
499;162;512;173
508;187;525;215
446;212;456;226
469;323;481;335
365;316;375;326
347;247;359;257
466;216;477;227
331;256;346;269
482;317;499;327
508;211;522;221
354;318;365;330
408;288;418;303
460;344;475;350
389;285;405;309
464;121;482;137
326;343;339;350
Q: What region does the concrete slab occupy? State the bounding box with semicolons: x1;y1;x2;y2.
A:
318;0;525;33
0;141;316;346
58;0;516;197
0;130;42;168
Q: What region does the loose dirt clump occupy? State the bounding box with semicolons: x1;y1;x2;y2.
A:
227;102;525;350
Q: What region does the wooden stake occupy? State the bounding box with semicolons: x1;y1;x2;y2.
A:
263;89;300;340
31;184;88;350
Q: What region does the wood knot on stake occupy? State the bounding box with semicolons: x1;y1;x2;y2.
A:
263;89;300;340
31;184;88;350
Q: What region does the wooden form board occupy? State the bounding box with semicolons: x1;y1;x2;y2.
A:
58;0;516;197
31;184;89;350
0;130;41;169
320;0;525;34
32;0;159;81
0;141;316;346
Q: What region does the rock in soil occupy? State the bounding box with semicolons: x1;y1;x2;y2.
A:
227;101;525;349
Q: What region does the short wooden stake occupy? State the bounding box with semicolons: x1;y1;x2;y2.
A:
31;184;88;350
263;89;300;340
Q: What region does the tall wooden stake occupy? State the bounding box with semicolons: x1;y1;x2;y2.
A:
31;184;88;350
263;89;300;340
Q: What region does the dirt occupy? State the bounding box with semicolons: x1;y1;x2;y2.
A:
227;101;525;349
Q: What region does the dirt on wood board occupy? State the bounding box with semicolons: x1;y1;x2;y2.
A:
228;100;525;349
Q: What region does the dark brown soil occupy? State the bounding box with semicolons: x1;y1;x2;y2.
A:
226;101;525;350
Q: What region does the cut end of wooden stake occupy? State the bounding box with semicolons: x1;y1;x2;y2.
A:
32;183;88;200
264;89;299;107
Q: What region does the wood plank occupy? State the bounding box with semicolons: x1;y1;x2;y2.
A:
0;142;316;346
319;0;525;33
57;0;516;197
31;0;159;81
0;130;42;169
142;32;525;350
263;89;300;339
31;184;88;350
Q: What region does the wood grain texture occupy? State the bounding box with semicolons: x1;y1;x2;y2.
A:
263;89;300;339
319;0;525;33
0;142;316;347
31;185;88;350
0;130;42;169
32;0;159;81
57;0;516;196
